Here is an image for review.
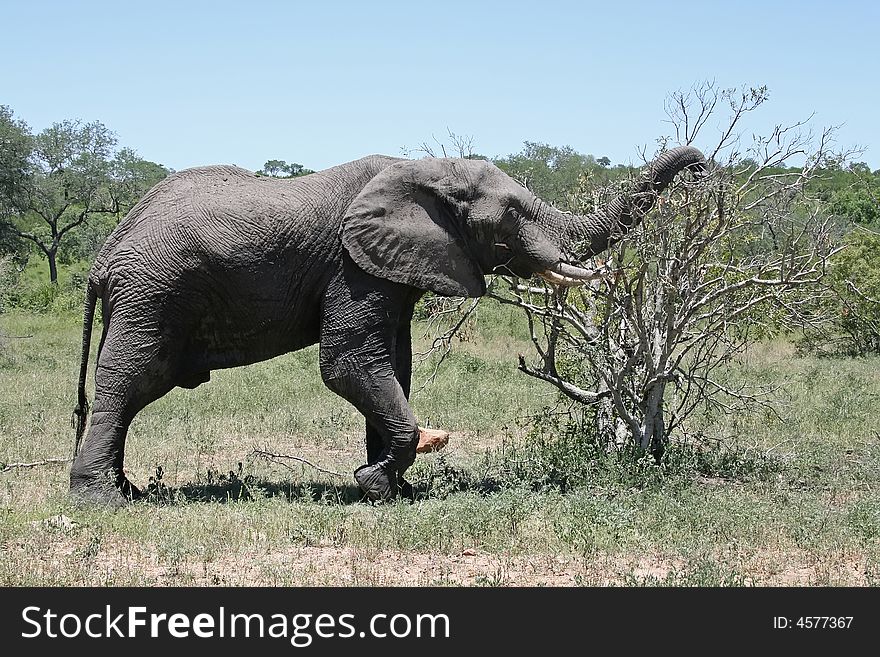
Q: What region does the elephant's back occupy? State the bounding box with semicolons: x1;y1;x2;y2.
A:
93;166;251;259
106;164;274;242
89;156;400;293
91;165;324;282
97;156;401;260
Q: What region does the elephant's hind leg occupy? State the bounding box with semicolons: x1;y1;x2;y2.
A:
70;399;141;508
70;321;176;508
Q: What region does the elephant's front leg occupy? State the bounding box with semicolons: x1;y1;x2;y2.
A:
319;269;421;501
321;349;419;501
365;316;414;464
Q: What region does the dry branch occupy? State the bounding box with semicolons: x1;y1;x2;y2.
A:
248;449;345;478
517;354;611;405
1;457;70;473
413;295;482;392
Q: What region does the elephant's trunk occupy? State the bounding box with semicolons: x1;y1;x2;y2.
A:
538;145;707;259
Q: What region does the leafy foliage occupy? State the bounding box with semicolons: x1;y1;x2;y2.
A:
0;106;169;282
830;230;880;352
494;142;623;211
256;160;314;177
814;161;880;228
800;230;880;355
407;407;785;499
790;164;880;354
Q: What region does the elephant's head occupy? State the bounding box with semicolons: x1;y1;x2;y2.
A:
342;146;706;296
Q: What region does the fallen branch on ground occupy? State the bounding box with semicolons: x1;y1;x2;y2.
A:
1;457;70;473
249;449;346;478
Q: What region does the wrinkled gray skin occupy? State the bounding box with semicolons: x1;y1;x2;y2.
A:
71;146;705;506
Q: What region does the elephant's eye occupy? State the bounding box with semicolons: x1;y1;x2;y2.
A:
505;207;522;224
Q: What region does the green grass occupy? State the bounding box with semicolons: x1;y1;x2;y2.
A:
1;300;879;586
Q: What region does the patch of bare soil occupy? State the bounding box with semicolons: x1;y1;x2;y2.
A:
16;530;873;586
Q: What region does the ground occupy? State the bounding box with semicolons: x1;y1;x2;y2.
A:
1;302;878;586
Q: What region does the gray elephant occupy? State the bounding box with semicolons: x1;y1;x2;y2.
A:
71;146;706;506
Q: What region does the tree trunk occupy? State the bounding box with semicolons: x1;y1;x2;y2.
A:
47;249;58;284
640;382;667;461
595;391;631;450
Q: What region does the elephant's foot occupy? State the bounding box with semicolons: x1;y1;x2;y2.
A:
70;471;141;509
354;463;398;502
398;476;415;502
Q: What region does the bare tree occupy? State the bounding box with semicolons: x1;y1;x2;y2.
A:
489;83;853;458
402;129;481;160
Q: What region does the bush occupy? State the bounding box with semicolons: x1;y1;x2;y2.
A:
800;230;880;355
405;407;786;500
829;231;880;354
0;257;87;314
0;256;23;313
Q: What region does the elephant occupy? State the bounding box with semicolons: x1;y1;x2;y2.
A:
70;145;706;506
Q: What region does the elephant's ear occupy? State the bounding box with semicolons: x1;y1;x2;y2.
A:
342;159;487;297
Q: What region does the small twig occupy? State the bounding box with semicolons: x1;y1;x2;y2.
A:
1;457;70;473
845;280;880;305
249;448;345;478
413;295;482;392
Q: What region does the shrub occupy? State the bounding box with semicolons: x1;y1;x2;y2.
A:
827;230;880;354
405;407;787;500
799;230;880;355
0;258;88;314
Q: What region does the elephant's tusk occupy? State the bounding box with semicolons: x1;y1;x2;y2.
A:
538;261;613;287
538;270;586;287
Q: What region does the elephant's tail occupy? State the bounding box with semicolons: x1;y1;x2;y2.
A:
72;281;98;456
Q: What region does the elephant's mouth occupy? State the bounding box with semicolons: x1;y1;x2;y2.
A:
493;233;612;287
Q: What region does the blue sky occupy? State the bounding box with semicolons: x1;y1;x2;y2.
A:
3;0;877;171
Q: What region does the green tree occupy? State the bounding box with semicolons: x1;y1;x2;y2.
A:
805;229;880;355
827;168;880;228
257;159;314;177
61;148;169;265
0;109;167;282
494;142;623;211
0;106;31;259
